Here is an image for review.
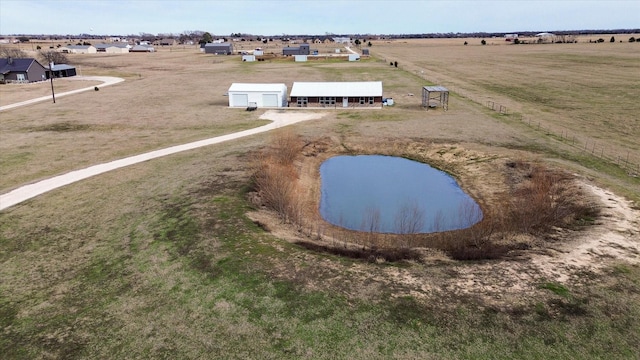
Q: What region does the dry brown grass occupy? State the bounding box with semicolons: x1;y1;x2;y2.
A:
371;39;640;165
251;135;599;261
1;38;639;359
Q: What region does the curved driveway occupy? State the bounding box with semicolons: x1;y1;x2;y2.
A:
0;111;324;211
0;76;124;112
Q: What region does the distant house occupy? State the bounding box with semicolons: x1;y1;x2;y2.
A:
0;58;48;83
130;44;155;52
227;83;288;108
47;64;77;78
157;38;177;46
283;43;310;56
204;43;234;55
362;48;370;56
60;45;97;54
289;81;383;108
95;43;130;53
332;37;351;44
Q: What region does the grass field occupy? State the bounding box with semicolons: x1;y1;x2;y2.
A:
1;39;639;359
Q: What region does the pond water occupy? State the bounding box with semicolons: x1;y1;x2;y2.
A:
319;155;483;234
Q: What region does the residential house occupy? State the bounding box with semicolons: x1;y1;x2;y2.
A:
0;58;48;83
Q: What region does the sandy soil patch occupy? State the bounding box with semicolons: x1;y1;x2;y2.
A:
259;109;327;123
248;138;640;309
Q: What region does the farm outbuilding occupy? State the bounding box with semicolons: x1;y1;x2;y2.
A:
205;43;234;55
95;43;130;53
0;58;48;83
422;86;449;111
283;43;310;56
47;64;77;78
59;45;97;54
130;45;155;52
289;81;383;108
227;83;288;108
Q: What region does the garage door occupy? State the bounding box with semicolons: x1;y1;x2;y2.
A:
232;94;248;107
262;94;279;107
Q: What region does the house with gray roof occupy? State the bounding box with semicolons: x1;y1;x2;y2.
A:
0;58;48;83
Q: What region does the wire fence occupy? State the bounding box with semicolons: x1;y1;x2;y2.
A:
377;57;639;177
482;101;639;177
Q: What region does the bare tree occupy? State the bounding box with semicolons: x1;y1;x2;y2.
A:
394;201;425;235
360;205;381;233
39;50;68;65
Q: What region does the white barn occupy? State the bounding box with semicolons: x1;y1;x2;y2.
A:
289;81;383;108
227;83;288;108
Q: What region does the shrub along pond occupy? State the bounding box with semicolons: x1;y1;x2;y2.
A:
319;155;483;234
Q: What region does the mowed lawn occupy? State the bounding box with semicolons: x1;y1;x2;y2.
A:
1;42;639;359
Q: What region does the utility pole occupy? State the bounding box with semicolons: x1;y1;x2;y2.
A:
49;62;56;103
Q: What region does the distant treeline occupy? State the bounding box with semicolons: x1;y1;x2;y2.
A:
2;29;638;41
381;29;640;39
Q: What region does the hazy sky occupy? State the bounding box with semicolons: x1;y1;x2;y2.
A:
1;0;638;35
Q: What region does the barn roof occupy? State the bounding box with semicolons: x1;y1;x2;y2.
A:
290;81;383;97
204;42;232;47
95;43;129;49
65;45;93;49
228;83;287;93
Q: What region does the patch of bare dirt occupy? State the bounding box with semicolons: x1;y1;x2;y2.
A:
247;137;640;309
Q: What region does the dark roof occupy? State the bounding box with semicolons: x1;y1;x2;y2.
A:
95;43;129;49
50;64;75;71
0;58;44;74
204;42;232;47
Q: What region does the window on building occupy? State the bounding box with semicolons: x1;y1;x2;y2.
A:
319;97;336;106
297;97;308;107
359;97;365;105
369;97;374;104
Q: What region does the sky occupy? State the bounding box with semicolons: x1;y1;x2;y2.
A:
1;0;638;36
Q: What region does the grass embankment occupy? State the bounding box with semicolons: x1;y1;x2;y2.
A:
251;132;599;261
2;171;638;358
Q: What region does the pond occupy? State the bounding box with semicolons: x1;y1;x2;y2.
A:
319;155;483;234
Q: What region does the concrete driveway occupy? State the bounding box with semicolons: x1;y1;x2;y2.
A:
0;110;324;211
0;76;124;112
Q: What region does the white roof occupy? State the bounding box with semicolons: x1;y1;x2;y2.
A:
228;83;287;93
290;81;382;97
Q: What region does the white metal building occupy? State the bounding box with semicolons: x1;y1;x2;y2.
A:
227;83;288;108
289;81;383;108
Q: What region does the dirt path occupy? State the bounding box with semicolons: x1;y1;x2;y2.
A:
0;76;124;112
0;110;325;211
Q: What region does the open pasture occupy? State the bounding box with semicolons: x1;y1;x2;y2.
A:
371;38;640;172
1;39;639;359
